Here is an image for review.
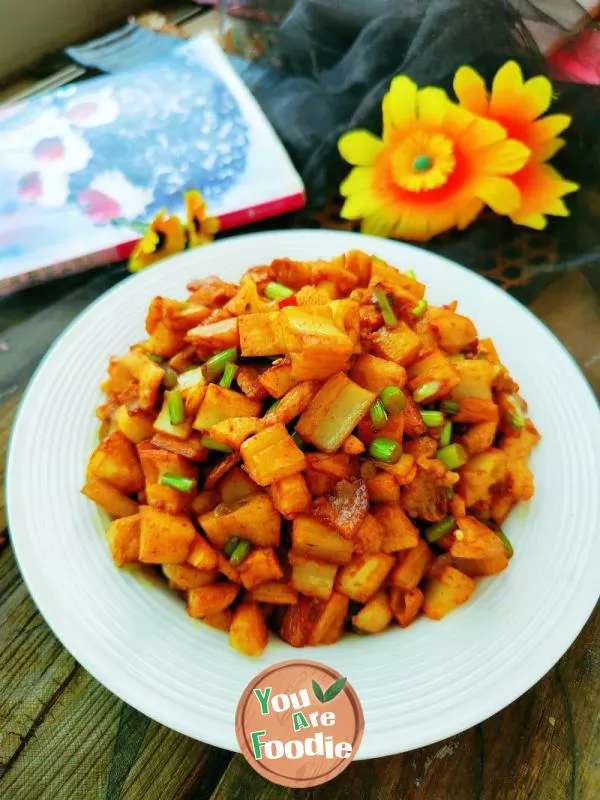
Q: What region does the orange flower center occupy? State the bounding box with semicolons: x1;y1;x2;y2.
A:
390;131;456;192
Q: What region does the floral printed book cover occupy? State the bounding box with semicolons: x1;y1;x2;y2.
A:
0;35;305;296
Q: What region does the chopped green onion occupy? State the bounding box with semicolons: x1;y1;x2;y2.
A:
439;420;453;447
420;410;444;427
406;269;416;279
368;437;402;464
411;298;428;318
380;386;407;414
291;431;305;449
167;391;185;426
436;443;468;469
159;473;195;493
265;281;294;301
163;366;179;390
413;381;441;403
229;539;251;566
200;436;233;453
224;537;240;558
508;412;524;430
373;286;397;326
147;353;163;363
219;361;238;389
204;347;238;379
425;516;456;543
440;400;461;415
370;399;388;430
496;528;514;558
267;398;281;414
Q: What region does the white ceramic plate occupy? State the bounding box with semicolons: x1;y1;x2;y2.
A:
8;230;600;759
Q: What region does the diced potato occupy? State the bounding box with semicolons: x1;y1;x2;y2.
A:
239;547;284;591
186;275;237;307
200;493;281;549
204;452;241;491
225;277;271;316
119;349;165;410
372;503;419;552
342;435;365;455
422;565;476;620
207;417;264;450
114;405;156;444
500;420;540;459
238;312;281;357
271;257;313;290
258;358;300;398
271;473;312;516
402;469;448;522
345;250;372;287
407;350;460;398
450;360;496;401
191;490;219;516
264;382;321;428
88;431;144;494
138;443;197;514
451;516;506;561
352;590;393;633
204;609;233;631
107;514;140;566
461;421;498;455
188;582;240;618
139;506;196;564
186;317;239;350
353;513;385;555
357;412;404;447
82;478;140;518
289;349;352;381
150;431;209;462
458;449;508;507
304;468;337;497
277;306;354;356
251;581;298;605
187;534;220;571
290;554;338;600
335;553;395;602
366;472;400;504
279;596;318;647
453;554;508;577
311;256;357;292
403;395;427;437
163;564;219;591
168;345;198;374
306;453;356;480
377;454;417;486
296;372;375;453
241;423;306;486
389;539;433;590
349;353;407;393
371;258;425;298
308;592;350;645
292;516;354;564
371;322;422;366
218;553;241;584
193;384;262;431
145;320;185;358
230;603;269;656
235;366;268;400
217;466;260;504
428;308;477;353
389;587;423;627
154;392;193;440
453;398;499;424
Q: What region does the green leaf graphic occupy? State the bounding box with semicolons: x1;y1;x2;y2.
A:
323;677;347;703
312;679;325;703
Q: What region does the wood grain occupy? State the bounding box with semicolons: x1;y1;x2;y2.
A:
0;267;598;799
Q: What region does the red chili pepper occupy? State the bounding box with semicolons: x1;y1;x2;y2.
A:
279;295;297;308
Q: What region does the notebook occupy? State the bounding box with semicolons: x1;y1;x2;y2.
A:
0;34;305;296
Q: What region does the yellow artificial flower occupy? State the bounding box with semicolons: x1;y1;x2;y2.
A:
185;189;220;247
339;76;530;241
454;61;579;229
128;210;186;273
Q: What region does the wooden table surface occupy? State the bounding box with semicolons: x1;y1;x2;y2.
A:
1;260;599;800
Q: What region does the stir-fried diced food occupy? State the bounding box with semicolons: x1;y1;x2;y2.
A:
83;250;539;655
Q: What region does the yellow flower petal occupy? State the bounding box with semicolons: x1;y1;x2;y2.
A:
458;114;506;150
453;66;489;116
476;138;530;175
455;197;484;230
522;75;553;120
362;210;399;238
417;87;450;128
473;175;521;214
384;76;418;135
340;190;383;220
535;137;565;161
340;166;374;196
489;60;524;118
528;114;571;144
339;130;383;166
509;162;578;228
512;212;548;229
